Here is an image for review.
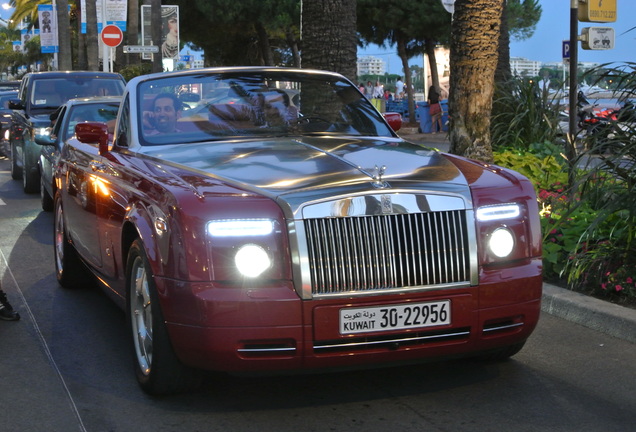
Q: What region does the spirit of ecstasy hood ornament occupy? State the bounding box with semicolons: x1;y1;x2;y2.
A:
372;164;389;189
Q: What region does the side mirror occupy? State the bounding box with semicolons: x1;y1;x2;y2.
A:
34;131;55;146
76;122;110;156
8;99;24;110
383;112;402;132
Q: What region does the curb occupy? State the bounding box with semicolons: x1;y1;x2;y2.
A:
541;283;636;344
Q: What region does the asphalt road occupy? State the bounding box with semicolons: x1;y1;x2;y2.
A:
1;154;635;432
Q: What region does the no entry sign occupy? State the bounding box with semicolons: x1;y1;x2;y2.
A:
101;25;123;48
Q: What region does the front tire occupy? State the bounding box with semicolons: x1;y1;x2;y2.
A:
22;150;40;193
10;142;21;180
54;193;90;288
126;239;200;395
41;175;54;212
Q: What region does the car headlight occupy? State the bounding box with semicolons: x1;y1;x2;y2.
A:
207;218;279;279
234;244;272;278
476;203;527;264
488;227;515;258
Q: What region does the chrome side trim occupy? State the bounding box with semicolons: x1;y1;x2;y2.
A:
237;347;297;353
483;322;524;333
314;329;471;351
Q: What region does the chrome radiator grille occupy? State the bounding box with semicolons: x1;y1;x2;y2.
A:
304;210;470;296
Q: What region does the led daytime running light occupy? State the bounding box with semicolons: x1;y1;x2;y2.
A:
476;204;520;221
207;219;274;237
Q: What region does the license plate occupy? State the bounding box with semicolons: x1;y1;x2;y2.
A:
339;300;451;334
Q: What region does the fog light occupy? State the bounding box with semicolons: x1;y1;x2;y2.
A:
489;227;515;258
235;244;271;277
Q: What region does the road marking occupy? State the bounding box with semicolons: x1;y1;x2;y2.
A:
0;198;5;205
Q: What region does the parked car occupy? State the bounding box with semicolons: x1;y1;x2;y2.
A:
0;90;18;157
9;71;125;193
56;67;542;395
35;96;121;211
0;80;21;91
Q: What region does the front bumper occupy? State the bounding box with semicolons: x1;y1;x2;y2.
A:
159;259;542;372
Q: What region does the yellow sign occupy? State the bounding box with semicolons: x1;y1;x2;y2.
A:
578;0;617;23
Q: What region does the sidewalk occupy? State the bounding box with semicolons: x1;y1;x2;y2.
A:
399;126;450;152
398;128;636;344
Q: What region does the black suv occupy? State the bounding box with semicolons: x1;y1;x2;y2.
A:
9;71;125;192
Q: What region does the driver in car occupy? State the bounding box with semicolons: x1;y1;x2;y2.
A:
143;93;183;134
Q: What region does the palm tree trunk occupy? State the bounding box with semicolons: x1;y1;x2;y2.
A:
56;0;72;70
150;0;162;73
127;0;140;66
86;0;99;70
425;39;440;91
448;0;504;163
301;0;357;83
76;0;87;70
396;36;416;126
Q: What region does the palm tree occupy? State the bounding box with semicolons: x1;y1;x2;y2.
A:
55;0;71;69
7;0;42;25
448;0;504;163
301;0;357;82
123;0;140;67
85;0;99;70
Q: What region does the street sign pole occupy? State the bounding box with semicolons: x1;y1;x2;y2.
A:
102;0;107;73
566;0;579;190
562;40;570;94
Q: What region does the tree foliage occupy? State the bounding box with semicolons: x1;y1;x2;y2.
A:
169;0;300;67
507;0;542;42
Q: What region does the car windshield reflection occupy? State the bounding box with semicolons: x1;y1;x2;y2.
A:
138;71;394;145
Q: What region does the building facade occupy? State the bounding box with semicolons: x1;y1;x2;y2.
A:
510;57;542;77
357;56;386;76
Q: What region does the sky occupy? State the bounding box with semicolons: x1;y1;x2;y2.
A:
358;0;636;74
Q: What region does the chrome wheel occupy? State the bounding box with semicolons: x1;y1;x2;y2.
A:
126;239;201;394
54;200;66;280
53;193;88;289
130;255;153;377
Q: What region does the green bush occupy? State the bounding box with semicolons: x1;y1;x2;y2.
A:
491;64;636;306
491;79;562;151
118;63;153;82
493;145;568;193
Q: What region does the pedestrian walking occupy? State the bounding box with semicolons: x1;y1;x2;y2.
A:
0;281;20;321
428;85;443;133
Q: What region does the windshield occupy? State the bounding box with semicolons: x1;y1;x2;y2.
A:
138;71;394;146
62;102;120;141
30;78;124;111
